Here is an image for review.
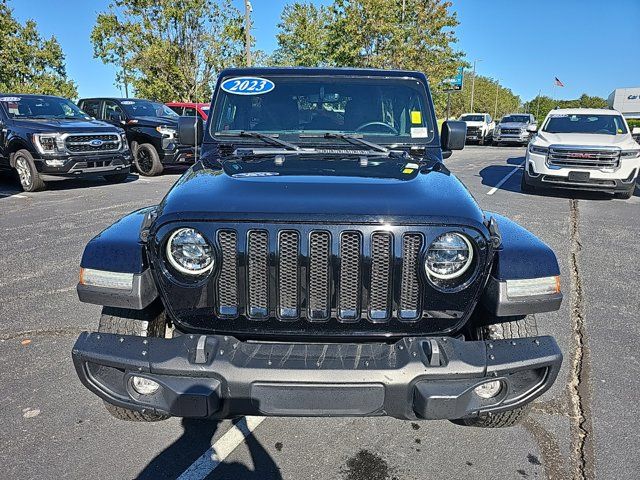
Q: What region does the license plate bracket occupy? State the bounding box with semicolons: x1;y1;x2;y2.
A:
568;171;590;182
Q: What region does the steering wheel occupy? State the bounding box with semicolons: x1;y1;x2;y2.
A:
355;122;399;135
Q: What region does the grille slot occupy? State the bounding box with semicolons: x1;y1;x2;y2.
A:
369;233;392;321
247;230;269;319
308;232;331;321
278;231;299;319
399;234;423;321
65;134;120;153
338;232;362;321
547;146;620;169
217;230;238;316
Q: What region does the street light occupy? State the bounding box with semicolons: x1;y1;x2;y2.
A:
470;59;482;113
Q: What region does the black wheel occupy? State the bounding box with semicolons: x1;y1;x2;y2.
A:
13;150;46;192
97;305;169;422
134;143;163;177
453;316;539;428
479;135;485;146
520;171;535;193
614;184;635;200
103;172;129;183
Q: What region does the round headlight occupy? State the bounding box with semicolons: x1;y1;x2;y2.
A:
166;228;214;275
425;232;473;280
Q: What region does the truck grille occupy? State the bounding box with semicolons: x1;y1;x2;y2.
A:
213;227;428;324
65;134;120;153
547;146;620;169
466;126;480;135
500;128;521;135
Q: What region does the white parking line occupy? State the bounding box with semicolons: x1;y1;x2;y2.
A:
177;416;266;480
487;161;525;195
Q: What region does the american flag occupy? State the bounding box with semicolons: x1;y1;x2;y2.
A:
554;77;565;87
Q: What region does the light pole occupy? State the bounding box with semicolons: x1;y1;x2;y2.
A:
244;0;252;67
493;81;499;120
470;59;481;113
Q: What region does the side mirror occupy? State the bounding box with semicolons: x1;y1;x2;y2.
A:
109;111;124;124
441;120;466;158
178;115;204;146
526;124;538;133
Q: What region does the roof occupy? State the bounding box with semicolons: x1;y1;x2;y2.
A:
78;97;154;102
218;66;427;80
0;93;66;99
546;108;621;116
166;101;208;107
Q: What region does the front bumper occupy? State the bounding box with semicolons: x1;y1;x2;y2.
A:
158;143;196;165
72;332;562;420
37;152;132;179
494;134;529;144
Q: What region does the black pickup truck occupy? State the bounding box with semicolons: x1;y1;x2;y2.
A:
77;98;194;176
0;94;131;192
72;68;563;428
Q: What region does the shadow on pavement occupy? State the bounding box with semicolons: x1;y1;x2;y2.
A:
479;156;638;200
136;417;282;480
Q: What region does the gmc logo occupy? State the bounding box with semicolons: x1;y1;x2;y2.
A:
567;152;596;159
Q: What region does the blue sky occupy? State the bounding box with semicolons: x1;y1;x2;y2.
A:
10;0;640;101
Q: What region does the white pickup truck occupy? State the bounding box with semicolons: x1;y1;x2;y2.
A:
522;108;640;199
459;113;495;145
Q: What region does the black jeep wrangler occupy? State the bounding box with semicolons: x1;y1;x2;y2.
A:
0;94;131;192
72;68;563;427
77;97;194;176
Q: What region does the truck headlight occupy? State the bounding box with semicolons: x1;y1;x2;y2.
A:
528;144;548;155
33;133;65;154
156;125;177;140
120;132;129;150
166;228;214;275
620;150;640;158
425;232;473;280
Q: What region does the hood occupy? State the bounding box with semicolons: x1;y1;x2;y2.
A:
131;116;178;128
463;121;485;128
497;122;526;129
534;131;635;148
11;118;117;132
156;154;486;227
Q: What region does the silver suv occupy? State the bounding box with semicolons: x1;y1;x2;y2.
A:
494;113;536;146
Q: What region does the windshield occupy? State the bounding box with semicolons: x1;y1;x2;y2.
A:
501;115;530;123
211;75;434;143
543;114;628;135
460;115;484;122
0;96;89;120
120;100;178;119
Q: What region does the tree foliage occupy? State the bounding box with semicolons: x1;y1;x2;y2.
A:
273;0;463;88
91;0;248;102
526;93;608;124
0;0;77;98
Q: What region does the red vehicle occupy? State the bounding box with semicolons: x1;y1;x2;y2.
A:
166;102;209;120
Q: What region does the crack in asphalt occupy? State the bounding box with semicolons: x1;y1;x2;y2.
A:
568;199;594;480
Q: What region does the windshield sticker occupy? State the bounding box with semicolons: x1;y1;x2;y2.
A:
410;111;422;124
410;127;429;138
221;77;275;96
121;100;135;105
0;96;21;102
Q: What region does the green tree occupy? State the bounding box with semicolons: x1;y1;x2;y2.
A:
272;2;332;66
0;0;77;98
91;0;248;102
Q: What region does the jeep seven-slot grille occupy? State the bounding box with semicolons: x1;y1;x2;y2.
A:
215;228;426;323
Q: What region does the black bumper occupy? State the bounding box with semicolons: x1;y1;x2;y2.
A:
158;144;196;165
72;332;562;420
37;152;132;179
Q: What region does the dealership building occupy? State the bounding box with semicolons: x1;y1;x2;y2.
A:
608;87;640;119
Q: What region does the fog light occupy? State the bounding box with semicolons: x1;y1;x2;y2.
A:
45;159;66;167
474;380;502;399
131;376;160;395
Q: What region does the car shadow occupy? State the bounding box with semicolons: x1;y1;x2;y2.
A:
136;417;282;480
479;156;638;200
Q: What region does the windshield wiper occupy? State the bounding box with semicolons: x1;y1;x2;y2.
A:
218;131;302;152
301;132;406;158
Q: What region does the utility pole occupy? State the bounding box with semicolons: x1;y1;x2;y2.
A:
493;81;499;119
535;89;542;120
244;0;252;67
402;0;406;21
469;59;481;113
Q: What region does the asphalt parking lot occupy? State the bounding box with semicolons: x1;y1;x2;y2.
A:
0;146;638;480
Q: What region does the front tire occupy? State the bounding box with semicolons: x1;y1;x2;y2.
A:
134;143;163;177
453;316;539;428
520;170;535;193
615;184;635;200
97;305;169;422
14;150;46;192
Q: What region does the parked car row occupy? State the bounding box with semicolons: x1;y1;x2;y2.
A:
458;112;536;146
0;94;198;191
